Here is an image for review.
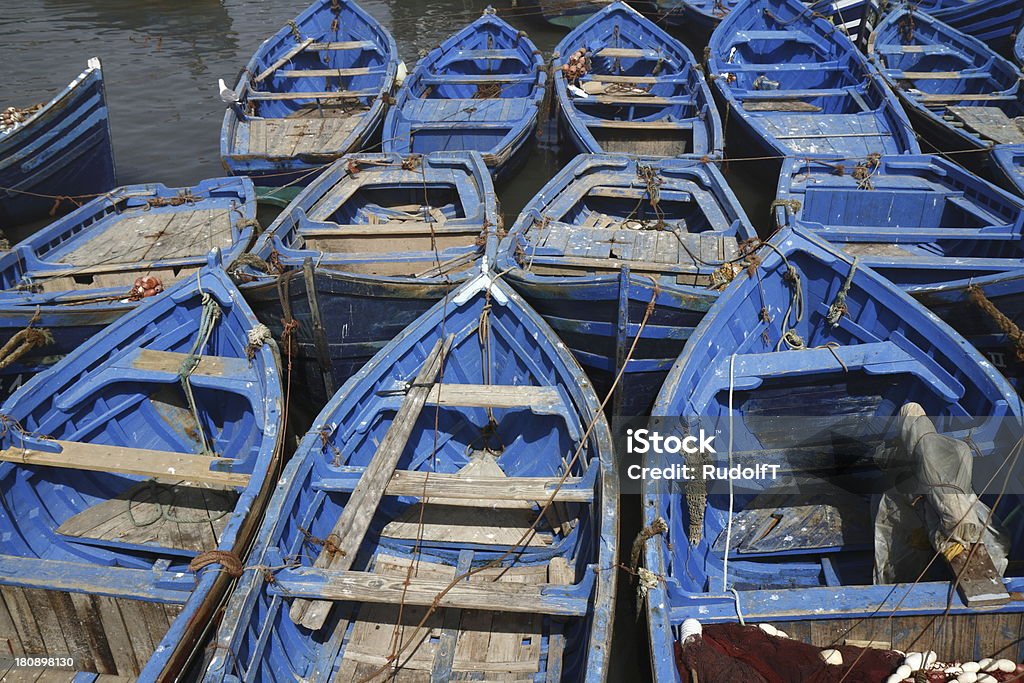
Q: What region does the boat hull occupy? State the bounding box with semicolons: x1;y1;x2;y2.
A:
0;60;116;227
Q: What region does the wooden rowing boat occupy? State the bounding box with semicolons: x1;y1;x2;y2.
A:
0;262;284;681
205;274;618;682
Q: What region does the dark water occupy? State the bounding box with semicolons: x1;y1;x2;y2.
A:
1;3;772;678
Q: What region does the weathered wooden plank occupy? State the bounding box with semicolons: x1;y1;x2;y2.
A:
0;440;247;488
289;337;452;630
918;92;1018;103
594;47;657;58
128;349;248;378
424;383;562;409
306;41;376;51
947;543;1010;607
277;67;375;78
93;595;139;676
2;587;46;656
69;592;118;675
380;470;589;505
115;600;156;676
247;89;376;101
48;591;94;671
254;37;316;82
275;569;587;617
545;558;574;681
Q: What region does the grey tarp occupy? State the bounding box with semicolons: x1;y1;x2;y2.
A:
872;403;1008;584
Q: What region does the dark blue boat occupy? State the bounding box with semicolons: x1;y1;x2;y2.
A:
553;2;722;157
520;0;656;29
220;0;399;187
657;0;871;43
0;177;257;398
707;0;919;161
1016;29;1024;67
235;151;497;408
644;227;1024;681
992;143;1024;196
869;8;1024;190
865;0;1024;51
496;154;756;415
204;275;618;682
777;154;1024;384
381;8;545;180
0;58;116;228
0;261;283;680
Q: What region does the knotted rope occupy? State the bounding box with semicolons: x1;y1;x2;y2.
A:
245;323;272;361
826;257;858;327
968;284;1024;361
189;550;244;577
630;517;668;576
0;327;53;371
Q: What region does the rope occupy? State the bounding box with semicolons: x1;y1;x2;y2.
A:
630;517;668;575
179;293;222;454
245;323;272;361
189;550;244;577
0;327;53;370
145;192;200;209
825;257;858;327
967;284;1024;362
1;104;43;133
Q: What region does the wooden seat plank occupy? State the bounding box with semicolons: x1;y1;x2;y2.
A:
289;337;452;630
127;349;250;378
277;67;377;78
272;568;587;616
306;41;376;51
0;440;247;488
247;89;377;101
917;92;1017;103
424;383;562;409
594;47;660;59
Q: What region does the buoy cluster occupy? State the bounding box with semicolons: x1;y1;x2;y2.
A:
0;104;42;133
128;275;165;300
884;652;1023;682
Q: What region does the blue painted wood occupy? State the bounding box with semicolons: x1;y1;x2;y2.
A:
869;8;1024;188
0;177;257;400
0;261;283;680
993;143;1024;197
777;153;1024;385
552;1;722;158
1017;29;1024;67
382;8;545;180
496;154;755;415
644;227;1024;682
657;0;871;43
866;0;1024;49
220;0;399;187
0;58;116;227
707;0;919;161
204;275;618;682
237;151;497;407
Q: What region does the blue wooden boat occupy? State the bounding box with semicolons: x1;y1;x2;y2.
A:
707;0;919;161
520;0;656;29
220;0;399;187
865;0;1024;51
234;151;497;408
496;154;756;416
992;142;1024;196
644;227;1024;681
552;1;722;157
1016;29;1024;67
0;261;283;680
869;8;1024;190
0;58;116;227
381;8;545;180
0;177;257;399
657;0;871;44
204;274;618;682
777;153;1024;382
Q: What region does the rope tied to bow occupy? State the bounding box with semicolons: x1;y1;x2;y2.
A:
630;517;668;576
189;550;244;577
145;192;200;209
826;257;858;327
852;153;881;190
245;324;273;361
968;284;1024;361
0;326;53;371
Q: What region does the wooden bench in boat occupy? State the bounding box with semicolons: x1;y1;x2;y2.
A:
247;89;378;101
270;564;589;617
419;73;535;85
0;439;247;487
945;105;1024;144
594;47;662;59
254;37;316;82
889;70;993;80
306;40;377;51
916;92;1018;104
0;553;192;602
124;348;251;378
276;67;384;78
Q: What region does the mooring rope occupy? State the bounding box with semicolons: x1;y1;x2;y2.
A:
179;292;222;455
967;284;1024;361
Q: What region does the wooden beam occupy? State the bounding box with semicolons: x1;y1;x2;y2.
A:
0;440;247;488
274;568;588;617
528;254;702;275
589;120;688;130
254;38;315;83
948;543;1011;607
289;336;452;630
299;222;480;237
917;92;1017;103
129;349;249;378
247;89;376;101
586;74;661;84
591;95;675;105
306;41;376;51
276;67;375;78
317;470;592;507
595;47;658;59
424;383;562;409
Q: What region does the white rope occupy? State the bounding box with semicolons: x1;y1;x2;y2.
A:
722;352;737;593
